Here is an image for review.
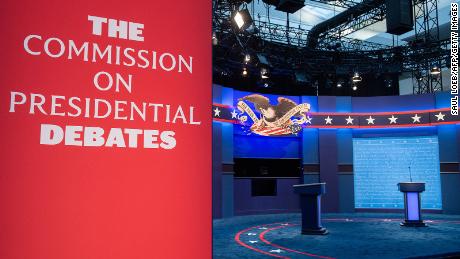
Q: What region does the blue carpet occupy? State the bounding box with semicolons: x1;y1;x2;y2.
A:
213;213;460;259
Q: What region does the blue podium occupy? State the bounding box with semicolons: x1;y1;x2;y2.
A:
293;183;328;235
398;182;427;227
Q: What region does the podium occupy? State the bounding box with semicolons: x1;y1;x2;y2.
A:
293;183;328;235
398;182;427;227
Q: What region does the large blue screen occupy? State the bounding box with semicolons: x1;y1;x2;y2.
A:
353;136;442;209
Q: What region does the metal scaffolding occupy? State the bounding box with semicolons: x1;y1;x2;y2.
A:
412;0;443;94
315;1;387;41
212;0;449;94
309;0;363;8
212;0;390;51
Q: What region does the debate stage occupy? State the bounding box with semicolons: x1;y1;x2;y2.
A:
212;87;460;258
213;213;460;259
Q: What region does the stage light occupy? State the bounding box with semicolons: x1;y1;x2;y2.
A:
232;9;253;31
430;66;441;75
242;67;248;76
212;31;218;46
244;53;251;63
336;80;343;88
260;67;269;79
352;85;358;91
263;82;269;88
352;72;362;83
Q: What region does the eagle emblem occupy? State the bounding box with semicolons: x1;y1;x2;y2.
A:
236;94;311;136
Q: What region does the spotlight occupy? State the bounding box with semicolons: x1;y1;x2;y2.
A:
430;66;441;75
336;79;343;88
212;31;218;46
232;9;253;31
352;85;358;91
263;82;269;88
260;67;270;79
242;67;248;76
352;72;362;83
244;53;251;63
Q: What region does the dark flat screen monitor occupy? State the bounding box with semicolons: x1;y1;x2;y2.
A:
234;158;302;178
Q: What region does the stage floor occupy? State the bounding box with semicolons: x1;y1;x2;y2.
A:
213;213;460;259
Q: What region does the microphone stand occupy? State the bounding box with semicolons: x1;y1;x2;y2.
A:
408;166;413;182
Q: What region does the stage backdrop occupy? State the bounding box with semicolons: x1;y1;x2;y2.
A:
0;1;211;259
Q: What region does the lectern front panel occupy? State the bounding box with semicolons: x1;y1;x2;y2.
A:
407;192;420;221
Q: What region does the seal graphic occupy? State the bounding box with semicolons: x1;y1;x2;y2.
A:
237;94;311;136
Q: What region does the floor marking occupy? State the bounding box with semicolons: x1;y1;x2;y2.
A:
259;224;335;259
233;218;460;258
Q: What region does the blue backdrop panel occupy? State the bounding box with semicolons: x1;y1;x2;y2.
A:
353;136;442;209
234;134;301;158
352;94;436;112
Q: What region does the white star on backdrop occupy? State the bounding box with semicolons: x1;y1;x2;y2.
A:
345;116;354;125
270;249;283;253
231;109;238;119
213;107;221;117
435;112;445;121
305;116;312;124
366;116;375;124
247;233;256;236
249;241;258;244
388;115;398;124
411;114;421;123
325;116;333;124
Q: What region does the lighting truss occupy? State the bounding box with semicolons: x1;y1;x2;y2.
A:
316;1;386;40
307;0;387;45
253;20;389;50
412;0;443;94
309;0;363;9
212;0;390;51
213;0;450;90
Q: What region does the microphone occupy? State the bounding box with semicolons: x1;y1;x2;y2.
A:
408;166;413;182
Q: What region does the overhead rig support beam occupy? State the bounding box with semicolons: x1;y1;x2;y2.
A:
411;0;443;94
306;0;386;49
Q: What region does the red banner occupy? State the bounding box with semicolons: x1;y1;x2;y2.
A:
0;1;211;258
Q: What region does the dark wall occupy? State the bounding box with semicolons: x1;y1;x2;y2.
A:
234;178;302;215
